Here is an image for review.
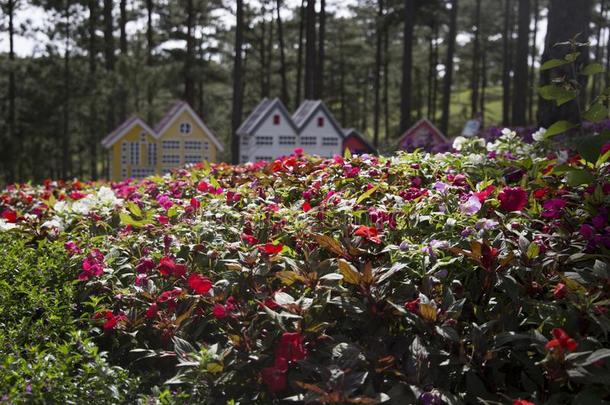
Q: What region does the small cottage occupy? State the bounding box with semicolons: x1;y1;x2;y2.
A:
397;118;449;153
342;128;377;155
101;101;224;181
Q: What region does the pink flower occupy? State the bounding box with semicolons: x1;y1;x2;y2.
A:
64;241;82;256
157;256;187;278
79;249;105;281
156;194;173;210
553;283;567;299
498;187;528;212
145;303;158;319
212;303;228;319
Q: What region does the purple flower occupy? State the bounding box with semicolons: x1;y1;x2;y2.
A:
580;224;595;240
156;194;174;210
434;182;449;193
592;214;606;229
541;198;567;219
460;194;482;215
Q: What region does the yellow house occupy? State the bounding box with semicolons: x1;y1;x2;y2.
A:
101;101;224;181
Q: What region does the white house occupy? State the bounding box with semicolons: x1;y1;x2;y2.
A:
236;98;345;163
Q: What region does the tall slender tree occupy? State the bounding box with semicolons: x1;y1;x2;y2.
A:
315;0;325;98
502;0;513;126
276;0;289;105
440;0;458;135
103;0;115;131
528;0;539;123
304;0;316;99
88;0;99;179
512;0;530;125
3;0;18;183
400;0;415;135
295;0;305;108
231;0;244;164
470;0;481;116
184;0;196;105
374;0;384;143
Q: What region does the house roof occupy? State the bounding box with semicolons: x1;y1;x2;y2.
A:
154;101;225;152
396;118;447;147
236;98;298;136
101;101;224;152
293;100;345;139
101;116;155;149
343;128;377;154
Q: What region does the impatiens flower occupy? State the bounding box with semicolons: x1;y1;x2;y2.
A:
145;303;158;319
258;243;283;255
156;194;173;210
136;257;155;274
532;127;546;142
405;298;420;314
533;187;549;200
79;249;105;281
302;201;312;212
546;327;578;353
553;283;567;299
156;287;183;303
498;187;528;212
354;225;381;244
93;310;127;331
190;197;201;210
241;233;258;245
261;357;288;393
541;198;567;219
460;194;482;215
275;332;307;363
157;256;187;278
64;241;82;256
452;136;467;151
433;182;449;193
188;273;212;295
212;303;228;319
1;209;17;223
513;400;535;405
579;224;595;240
474;185;495;203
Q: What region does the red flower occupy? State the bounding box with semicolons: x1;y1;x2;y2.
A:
474;185;495;203
190;197;201;210
136;257;155;274
354;225;382;244
188;273;213;295
480;242;499;271
405;298;420;314
213;303;228;319
498;187;528;212
258;243;283;255
261;358;288;393
79;249;105;281
145;303;158;319
533;187;549;200
275;332;307;363
513;400;535;405
157;288;183;303
1;209;18;223
553;283;567;299
157;256;187;278
546;328;578;353
241;233;258;245
302;201;312;212
94;310;127;331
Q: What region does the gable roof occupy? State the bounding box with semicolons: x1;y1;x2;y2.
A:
101;101;225;152
293;100;345;139
236;98;297;136
101;116;155;149
343;128;377;154
154;101;224;152
397;118;447;147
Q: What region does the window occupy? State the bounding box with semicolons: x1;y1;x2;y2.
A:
318;117;325;127
204;141;209;151
132;168;154;178
147;143;157;166
140;132;147;142
241;155;249;163
162;140;180;149
322;137;339;146
180;122;192;134
273;114;280;125
279;136;296;146
255;136;273;146
130;142;140;165
184;141;202;150
162;154;181;165
121;142;127;165
185;155;202;164
241;136;249;146
255;156;274;161
300;136;317;146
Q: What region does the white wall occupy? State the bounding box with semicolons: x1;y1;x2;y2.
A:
298;109;343;158
243;105;299;162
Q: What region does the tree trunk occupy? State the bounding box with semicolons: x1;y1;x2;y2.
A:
259;9;267;98
304;0;316;99
295;0;305;108
315;0;325;99
427;24;434;119
374;0;383;145
231;0;244;164
528;0;539;123
480;42;487;127
276;0;289;105
512;0;530;125
416;67;423;119
538;0;592;127
119;0;127;53
470;0;481;117
400;0;415;134
432;21;439;119
104;0;115;132
6;0;16;183
592;0;606;99
63;1;72;179
266;8;273;98
184;0;195;105
88;0;98;179
146;0;154;123
440;0;458;136
383;15;390;140
339;27;346;125
502;0;512;126
118;0;128;122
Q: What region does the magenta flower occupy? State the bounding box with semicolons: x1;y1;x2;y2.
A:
541;198;567;219
498;187;528;212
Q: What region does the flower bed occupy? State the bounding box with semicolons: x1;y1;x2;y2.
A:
1;133;609;404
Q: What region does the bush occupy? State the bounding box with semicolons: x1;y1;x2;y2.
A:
1;132;609;404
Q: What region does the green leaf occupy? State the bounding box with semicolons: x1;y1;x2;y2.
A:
126;201;142;218
597;149;610;166
343;147;352;159
573;130;610;163
565;52;580;62
526;242;540;259
209;176;221;189
583;103;607;123
544;120;577;138
540;58;570;71
577;349;610;367
582;63;605;76
566;169;595;186
538;85;577;106
356;186;378;204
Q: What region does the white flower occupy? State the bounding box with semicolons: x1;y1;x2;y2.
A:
72;196;96;215
42;218;64;232
452;136;467;151
97;186;123;206
466;153;485;165
486;140;500;152
557;150;569;164
460;194;482;215
532;127;546;142
0;219;18;231
54;200;69;213
501;128;516;138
